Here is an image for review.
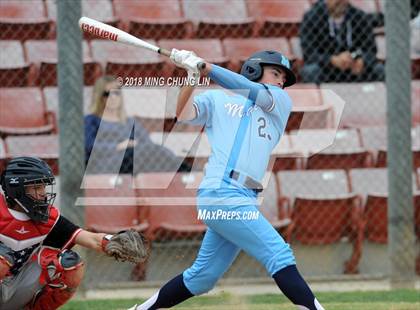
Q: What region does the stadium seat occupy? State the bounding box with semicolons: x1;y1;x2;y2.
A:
375;35;420;79
0;88;56;137
350;168;419;244
0;41;30;87
159;39;228;77
271;133;301;171
287;83;322;107
5;134;59;174
290;128;372;170
43;86;93;115
222;37;294;72
247;0;311;37
286;104;334;131
182;0;255;39
375;126;420;168
82;174;148;233
113;0;192;39
278;169;362;273
287;83;331;132
135;172;205;241
0;0;51;40
24;40;101;86
321;82;386;127
289;37;304;81
91;40;167;80
46;0;118;39
260;172;291;231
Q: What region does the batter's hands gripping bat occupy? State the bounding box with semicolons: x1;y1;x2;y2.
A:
78;16;206;70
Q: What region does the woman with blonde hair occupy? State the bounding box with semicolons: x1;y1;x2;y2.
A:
85;76;188;174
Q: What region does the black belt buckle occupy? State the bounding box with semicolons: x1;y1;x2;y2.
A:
229;170;263;193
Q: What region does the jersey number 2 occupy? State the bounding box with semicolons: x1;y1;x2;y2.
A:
257;117;271;141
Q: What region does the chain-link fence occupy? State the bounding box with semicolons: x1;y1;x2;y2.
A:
0;0;418;291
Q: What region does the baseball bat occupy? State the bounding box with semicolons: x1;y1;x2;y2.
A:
78;17;205;70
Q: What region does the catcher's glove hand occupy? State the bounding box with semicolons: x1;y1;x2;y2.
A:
102;230;148;264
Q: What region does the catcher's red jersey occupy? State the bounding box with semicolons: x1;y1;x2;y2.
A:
0;194;60;274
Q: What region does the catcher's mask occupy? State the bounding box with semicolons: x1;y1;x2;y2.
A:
0;157;56;223
240;50;296;88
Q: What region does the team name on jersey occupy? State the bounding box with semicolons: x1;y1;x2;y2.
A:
224;103;257;118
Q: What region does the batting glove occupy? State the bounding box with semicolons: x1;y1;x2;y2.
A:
170;49;196;68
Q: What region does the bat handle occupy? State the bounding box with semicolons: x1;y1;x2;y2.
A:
160;48;206;70
158;48;172;57
197;62;206;70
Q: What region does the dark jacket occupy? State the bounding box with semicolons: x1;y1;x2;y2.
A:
300;0;378;69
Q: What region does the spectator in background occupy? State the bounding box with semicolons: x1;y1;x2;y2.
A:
300;0;385;84
85;76;190;174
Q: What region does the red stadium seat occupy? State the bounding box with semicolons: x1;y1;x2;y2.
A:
321;82;386;127
247;0;311;37
114;0;192;39
260;173;291;231
43;86;93;115
278;169;362;273
182;0;255;39
0;41;30;87
135;172;206;241
290;128;372;170
82;173;149;280
287;84;332;131
0;88;56;137
350;168;419;243
0;0;51;40
159;39;228;78
24;40;101;86
82;174;148;233
222;37;294;72
286;104;334;131
376;35;420;79
5;134;59;174
271;133;301;172
374;126;420;168
46;0;118;40
91;40;167;80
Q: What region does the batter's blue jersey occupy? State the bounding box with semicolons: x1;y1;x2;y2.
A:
186;83;292;189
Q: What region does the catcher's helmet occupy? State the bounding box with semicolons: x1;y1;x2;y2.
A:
0;157;56;223
240;50;296;87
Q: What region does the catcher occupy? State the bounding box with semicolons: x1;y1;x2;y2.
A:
0;156;147;310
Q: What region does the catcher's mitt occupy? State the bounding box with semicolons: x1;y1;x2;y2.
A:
102;229;148;264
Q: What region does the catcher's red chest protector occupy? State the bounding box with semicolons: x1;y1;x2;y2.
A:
0;195;59;251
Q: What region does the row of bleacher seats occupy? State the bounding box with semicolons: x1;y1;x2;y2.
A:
81;169;420;273
1;36;419;87
0;81;419;138
0;123;419;176
0;0;384;41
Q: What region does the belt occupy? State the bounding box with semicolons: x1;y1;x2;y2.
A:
229;170;263;193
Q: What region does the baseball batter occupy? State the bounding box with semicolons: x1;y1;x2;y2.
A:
0;157;147;310
128;50;324;310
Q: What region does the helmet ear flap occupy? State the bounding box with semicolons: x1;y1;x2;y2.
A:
241;61;263;81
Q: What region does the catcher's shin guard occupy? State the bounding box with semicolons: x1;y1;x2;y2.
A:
29;248;85;310
0;243;14;280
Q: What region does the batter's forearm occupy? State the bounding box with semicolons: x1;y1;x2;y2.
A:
176;85;196;120
207;64;273;110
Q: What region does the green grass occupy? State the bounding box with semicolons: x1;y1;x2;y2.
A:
62;290;420;310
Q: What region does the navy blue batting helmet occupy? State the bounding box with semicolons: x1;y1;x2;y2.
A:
240;50;296;87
